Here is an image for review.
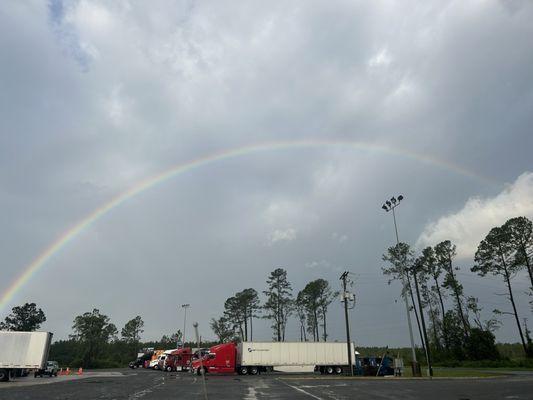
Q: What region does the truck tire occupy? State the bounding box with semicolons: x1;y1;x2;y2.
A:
334;366;342;375
325;366;334;375
249;367;259;375
239;366;248;375
0;369;9;382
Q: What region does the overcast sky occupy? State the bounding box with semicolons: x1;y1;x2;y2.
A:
1;0;532;347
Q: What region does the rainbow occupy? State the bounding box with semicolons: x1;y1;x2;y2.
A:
0;139;496;313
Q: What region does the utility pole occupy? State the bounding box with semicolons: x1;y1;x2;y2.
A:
181;304;190;348
340;271;354;376
382;195;421;377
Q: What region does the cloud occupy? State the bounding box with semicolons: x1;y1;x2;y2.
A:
332;232;348;243
268;228;297;245
1;0;533;346
103;85;132;126
368;48;392;68
417;172;533;258
304;259;342;273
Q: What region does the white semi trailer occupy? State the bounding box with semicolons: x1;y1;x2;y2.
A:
239;341;357;374
191;341;357;375
0;331;53;381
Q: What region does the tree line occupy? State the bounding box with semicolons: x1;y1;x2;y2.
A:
3;216;530;367
210;268;338;343
0;268;341;369
0;303;178;367
383;216;533;362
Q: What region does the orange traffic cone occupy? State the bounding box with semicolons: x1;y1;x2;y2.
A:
77;368;83;375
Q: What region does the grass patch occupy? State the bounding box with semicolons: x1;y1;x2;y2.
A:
433;369;503;378
281;369;503;380
399;368;503;378
435;358;533;369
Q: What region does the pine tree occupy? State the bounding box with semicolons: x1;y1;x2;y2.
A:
473;226;531;357
263;268;293;341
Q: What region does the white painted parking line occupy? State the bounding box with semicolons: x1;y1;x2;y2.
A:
128;377;165;400
244;386;259;400
277;379;325;400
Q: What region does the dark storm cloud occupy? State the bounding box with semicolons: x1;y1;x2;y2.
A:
1;1;532;346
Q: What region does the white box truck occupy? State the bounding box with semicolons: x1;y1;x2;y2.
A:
191;341;357;375
0;331;53;381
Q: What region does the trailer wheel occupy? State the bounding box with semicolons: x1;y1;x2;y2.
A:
334;366;343;375
239;367;248;375
249;367;259;375
325;366;334;375
0;369;9;382
166;366;172;372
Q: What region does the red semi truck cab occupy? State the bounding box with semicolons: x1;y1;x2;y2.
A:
191;343;236;374
164;348;193;372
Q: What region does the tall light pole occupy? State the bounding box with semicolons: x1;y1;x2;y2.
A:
193;322;208;400
412;260;433;377
381;195;420;376
181;304;190;348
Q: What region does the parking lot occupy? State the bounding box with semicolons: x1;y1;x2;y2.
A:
1;369;533;399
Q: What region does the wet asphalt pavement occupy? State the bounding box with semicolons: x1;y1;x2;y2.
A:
1;368;533;399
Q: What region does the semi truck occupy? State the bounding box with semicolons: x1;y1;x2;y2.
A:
162;348;193;372
0;331;53;382
129;351;153;369
191;341;357;375
148;350;165;369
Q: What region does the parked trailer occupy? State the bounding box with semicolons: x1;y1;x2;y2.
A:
191;341;356;375
0;331;53;382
